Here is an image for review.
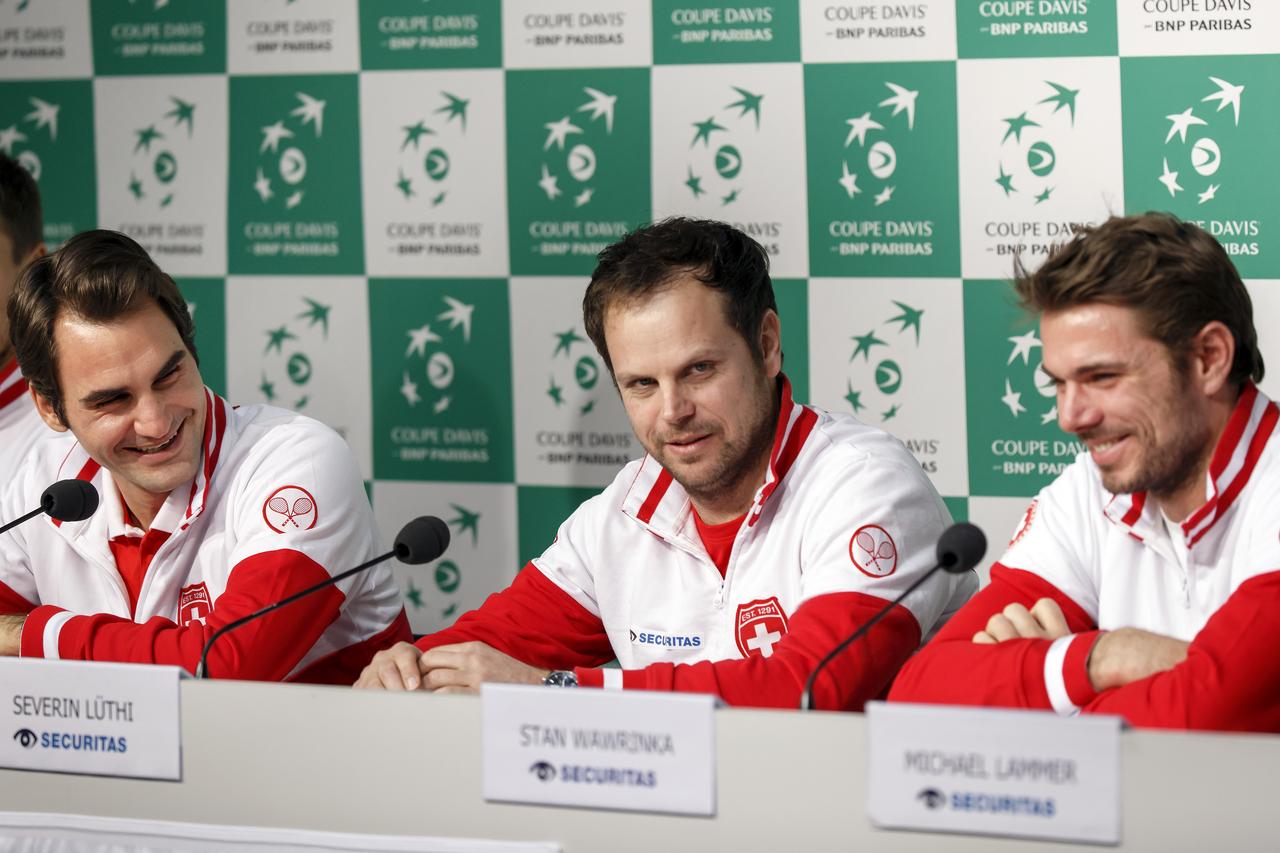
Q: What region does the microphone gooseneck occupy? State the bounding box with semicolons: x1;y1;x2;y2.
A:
0;479;102;537
798;523;987;711
196;515;450;679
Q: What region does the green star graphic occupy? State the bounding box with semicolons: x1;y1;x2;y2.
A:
435;92;470;131
1039;81;1079;125
405;580;424;610
886;301;924;343
401;120;434;151
882;404;901;422
134;124;164;153
850;330;887;362
547;377;565;406
264;325;296;355
1001;112;1040;144
995;165;1016;196
165;97;195;135
395;168;414;199
726;86;764;128
685;168;705;198
296;298;331;337
259;374;276;402
1035;186;1053;204
721;189;740;205
844;383;865;413
448;504;481;546
691;116;726;148
553;328;584;357
127;173;144;200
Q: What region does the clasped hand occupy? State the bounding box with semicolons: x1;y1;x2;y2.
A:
354;641;550;692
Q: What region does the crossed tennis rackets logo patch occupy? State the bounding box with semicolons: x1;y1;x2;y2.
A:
849;523;898;578
262;485;318;533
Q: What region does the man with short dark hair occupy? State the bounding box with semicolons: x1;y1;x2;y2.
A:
358;218;975;709
0;229;410;680
0;153;51;481
890;212;1280;732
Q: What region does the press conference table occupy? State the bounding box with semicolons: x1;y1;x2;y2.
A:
1;679;1275;851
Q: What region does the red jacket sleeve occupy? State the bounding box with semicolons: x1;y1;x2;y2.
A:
418;564;922;711
888;563;1096;709
18;549;395;682
1078;570;1280;732
416;563;615;670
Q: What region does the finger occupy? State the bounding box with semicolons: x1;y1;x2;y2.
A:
375;658;409;691
420;645;471;671
984;614;1020;643
424;666;472;691
1030;598;1070;637
972;631;997;644
432;684;480;695
1001;603;1046;639
394;648;423;691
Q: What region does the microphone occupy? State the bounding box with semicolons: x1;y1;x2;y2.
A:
799;522;986;711
0;479;100;535
195;515;451;679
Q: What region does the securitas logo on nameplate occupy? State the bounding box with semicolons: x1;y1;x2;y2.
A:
481;683;715;815
866;702;1121;845
0;659;183;781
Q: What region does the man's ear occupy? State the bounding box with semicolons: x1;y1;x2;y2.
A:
759;309;782;378
30;388;68;433
1191;321;1235;397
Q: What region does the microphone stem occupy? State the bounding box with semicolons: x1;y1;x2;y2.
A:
799;564;941;712
0;506;48;536
196;548;396;680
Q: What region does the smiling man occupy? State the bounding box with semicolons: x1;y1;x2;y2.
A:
890;213;1280;732
357;218;975;709
0;230;410;680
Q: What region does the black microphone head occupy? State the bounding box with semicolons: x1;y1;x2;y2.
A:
936;522;986;574
41;479;100;523
393;516;450;565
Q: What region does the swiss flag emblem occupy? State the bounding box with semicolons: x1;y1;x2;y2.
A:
178;581;211;626
734;597;790;659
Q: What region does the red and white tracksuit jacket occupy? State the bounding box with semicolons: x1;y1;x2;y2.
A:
0;358;53;483
419;377;976;709
891;384;1280;732
0;389;409;682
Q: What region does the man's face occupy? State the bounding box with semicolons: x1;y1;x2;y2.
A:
605;276;781;514
0;229;44;359
35;300;207;511
1041;302;1211;497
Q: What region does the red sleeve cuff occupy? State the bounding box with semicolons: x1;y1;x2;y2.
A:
20;605;65;658
1064;630;1104;708
575;666;604;688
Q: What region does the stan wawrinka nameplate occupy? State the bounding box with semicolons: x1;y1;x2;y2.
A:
482;684;715;815
867;701;1122;845
1;659;183;781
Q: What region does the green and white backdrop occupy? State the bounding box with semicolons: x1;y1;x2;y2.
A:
2;0;1277;631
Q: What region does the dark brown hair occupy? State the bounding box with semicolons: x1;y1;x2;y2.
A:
9;229;198;424
583;217;776;374
1013;212;1262;387
0;152;42;263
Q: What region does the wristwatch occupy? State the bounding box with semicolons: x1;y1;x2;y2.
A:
542;669;579;688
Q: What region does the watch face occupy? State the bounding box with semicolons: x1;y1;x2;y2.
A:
544;670;578;687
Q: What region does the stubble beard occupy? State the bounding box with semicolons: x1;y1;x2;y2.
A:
663;379;778;511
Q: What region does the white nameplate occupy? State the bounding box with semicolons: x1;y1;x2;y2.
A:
482;684;715;816
867;702;1121;845
1;659;183;781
